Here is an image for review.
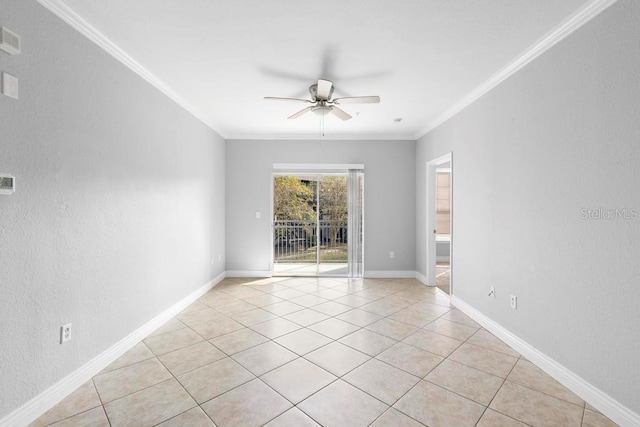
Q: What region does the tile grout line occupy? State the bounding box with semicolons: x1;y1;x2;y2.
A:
471;351;522;426
38;277;593;426
47;280;418;424
386;322;477;423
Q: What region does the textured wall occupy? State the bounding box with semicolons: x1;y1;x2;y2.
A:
416;0;640;413
226;140;416;274
0;0;225;417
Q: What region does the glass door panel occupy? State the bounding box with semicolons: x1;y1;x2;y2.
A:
273;171;362;278
318;176;348;276
273;176;318;276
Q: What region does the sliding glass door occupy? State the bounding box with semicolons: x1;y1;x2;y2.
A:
273;171;363;277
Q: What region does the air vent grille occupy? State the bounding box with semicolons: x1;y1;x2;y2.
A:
0;27;21;55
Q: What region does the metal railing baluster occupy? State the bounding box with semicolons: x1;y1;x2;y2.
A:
273;220;348;264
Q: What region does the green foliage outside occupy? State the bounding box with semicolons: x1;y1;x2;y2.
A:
273;176;316;221
276;244;348;262
273;175;348;223
273;175;348;263
319;176;347;245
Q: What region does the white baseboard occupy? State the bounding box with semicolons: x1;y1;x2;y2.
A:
227;269;426;281
227;269;429;282
226;270;272;278
451;295;640;427
2;272;226;427
414;271;438;287
364;270;417;279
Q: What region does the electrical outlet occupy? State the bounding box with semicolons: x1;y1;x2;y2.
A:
211;257;215;265
489;286;495;298
510;295;517;309
60;323;72;344
218;253;222;261
255;212;261;219
389;251;395;259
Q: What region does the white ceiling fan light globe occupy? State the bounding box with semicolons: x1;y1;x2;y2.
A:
312;105;333;116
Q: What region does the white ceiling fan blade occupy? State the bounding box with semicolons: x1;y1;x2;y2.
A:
264;96;312;103
333;96;380;104
331;106;352;121
288;106;314;119
316;79;333;100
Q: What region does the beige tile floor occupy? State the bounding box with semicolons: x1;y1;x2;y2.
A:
436;262;451;295
30;277;618;427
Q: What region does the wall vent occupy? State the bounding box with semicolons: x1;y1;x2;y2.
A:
0;26;21;55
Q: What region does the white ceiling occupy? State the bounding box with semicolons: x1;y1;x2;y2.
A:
53;0;592;140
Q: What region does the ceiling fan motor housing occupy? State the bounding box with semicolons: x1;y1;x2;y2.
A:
264;78;378;121
309;83;334;101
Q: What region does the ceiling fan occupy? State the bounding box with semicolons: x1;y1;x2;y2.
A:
264;79;380;121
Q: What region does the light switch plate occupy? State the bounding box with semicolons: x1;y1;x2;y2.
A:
2;72;18;99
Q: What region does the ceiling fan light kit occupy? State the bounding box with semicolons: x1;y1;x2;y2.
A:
312;105;332;116
265;78;380;121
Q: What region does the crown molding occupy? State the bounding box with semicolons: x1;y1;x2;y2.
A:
414;0;620;140
225;133;415;141
39;0;618;143
37;0;228;138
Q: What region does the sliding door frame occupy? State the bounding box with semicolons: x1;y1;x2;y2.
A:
271;163;364;277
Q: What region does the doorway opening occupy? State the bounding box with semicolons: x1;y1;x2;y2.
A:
427;153;452;294
272;168;363;278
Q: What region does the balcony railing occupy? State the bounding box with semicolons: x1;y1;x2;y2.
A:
274;220;347;263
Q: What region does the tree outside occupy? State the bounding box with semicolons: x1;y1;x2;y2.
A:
273;176;315;221
319;176;347;246
273;175;348;264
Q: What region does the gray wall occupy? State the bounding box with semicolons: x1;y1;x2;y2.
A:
416;0;639;413
0;0;225;418
226;140;416;274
